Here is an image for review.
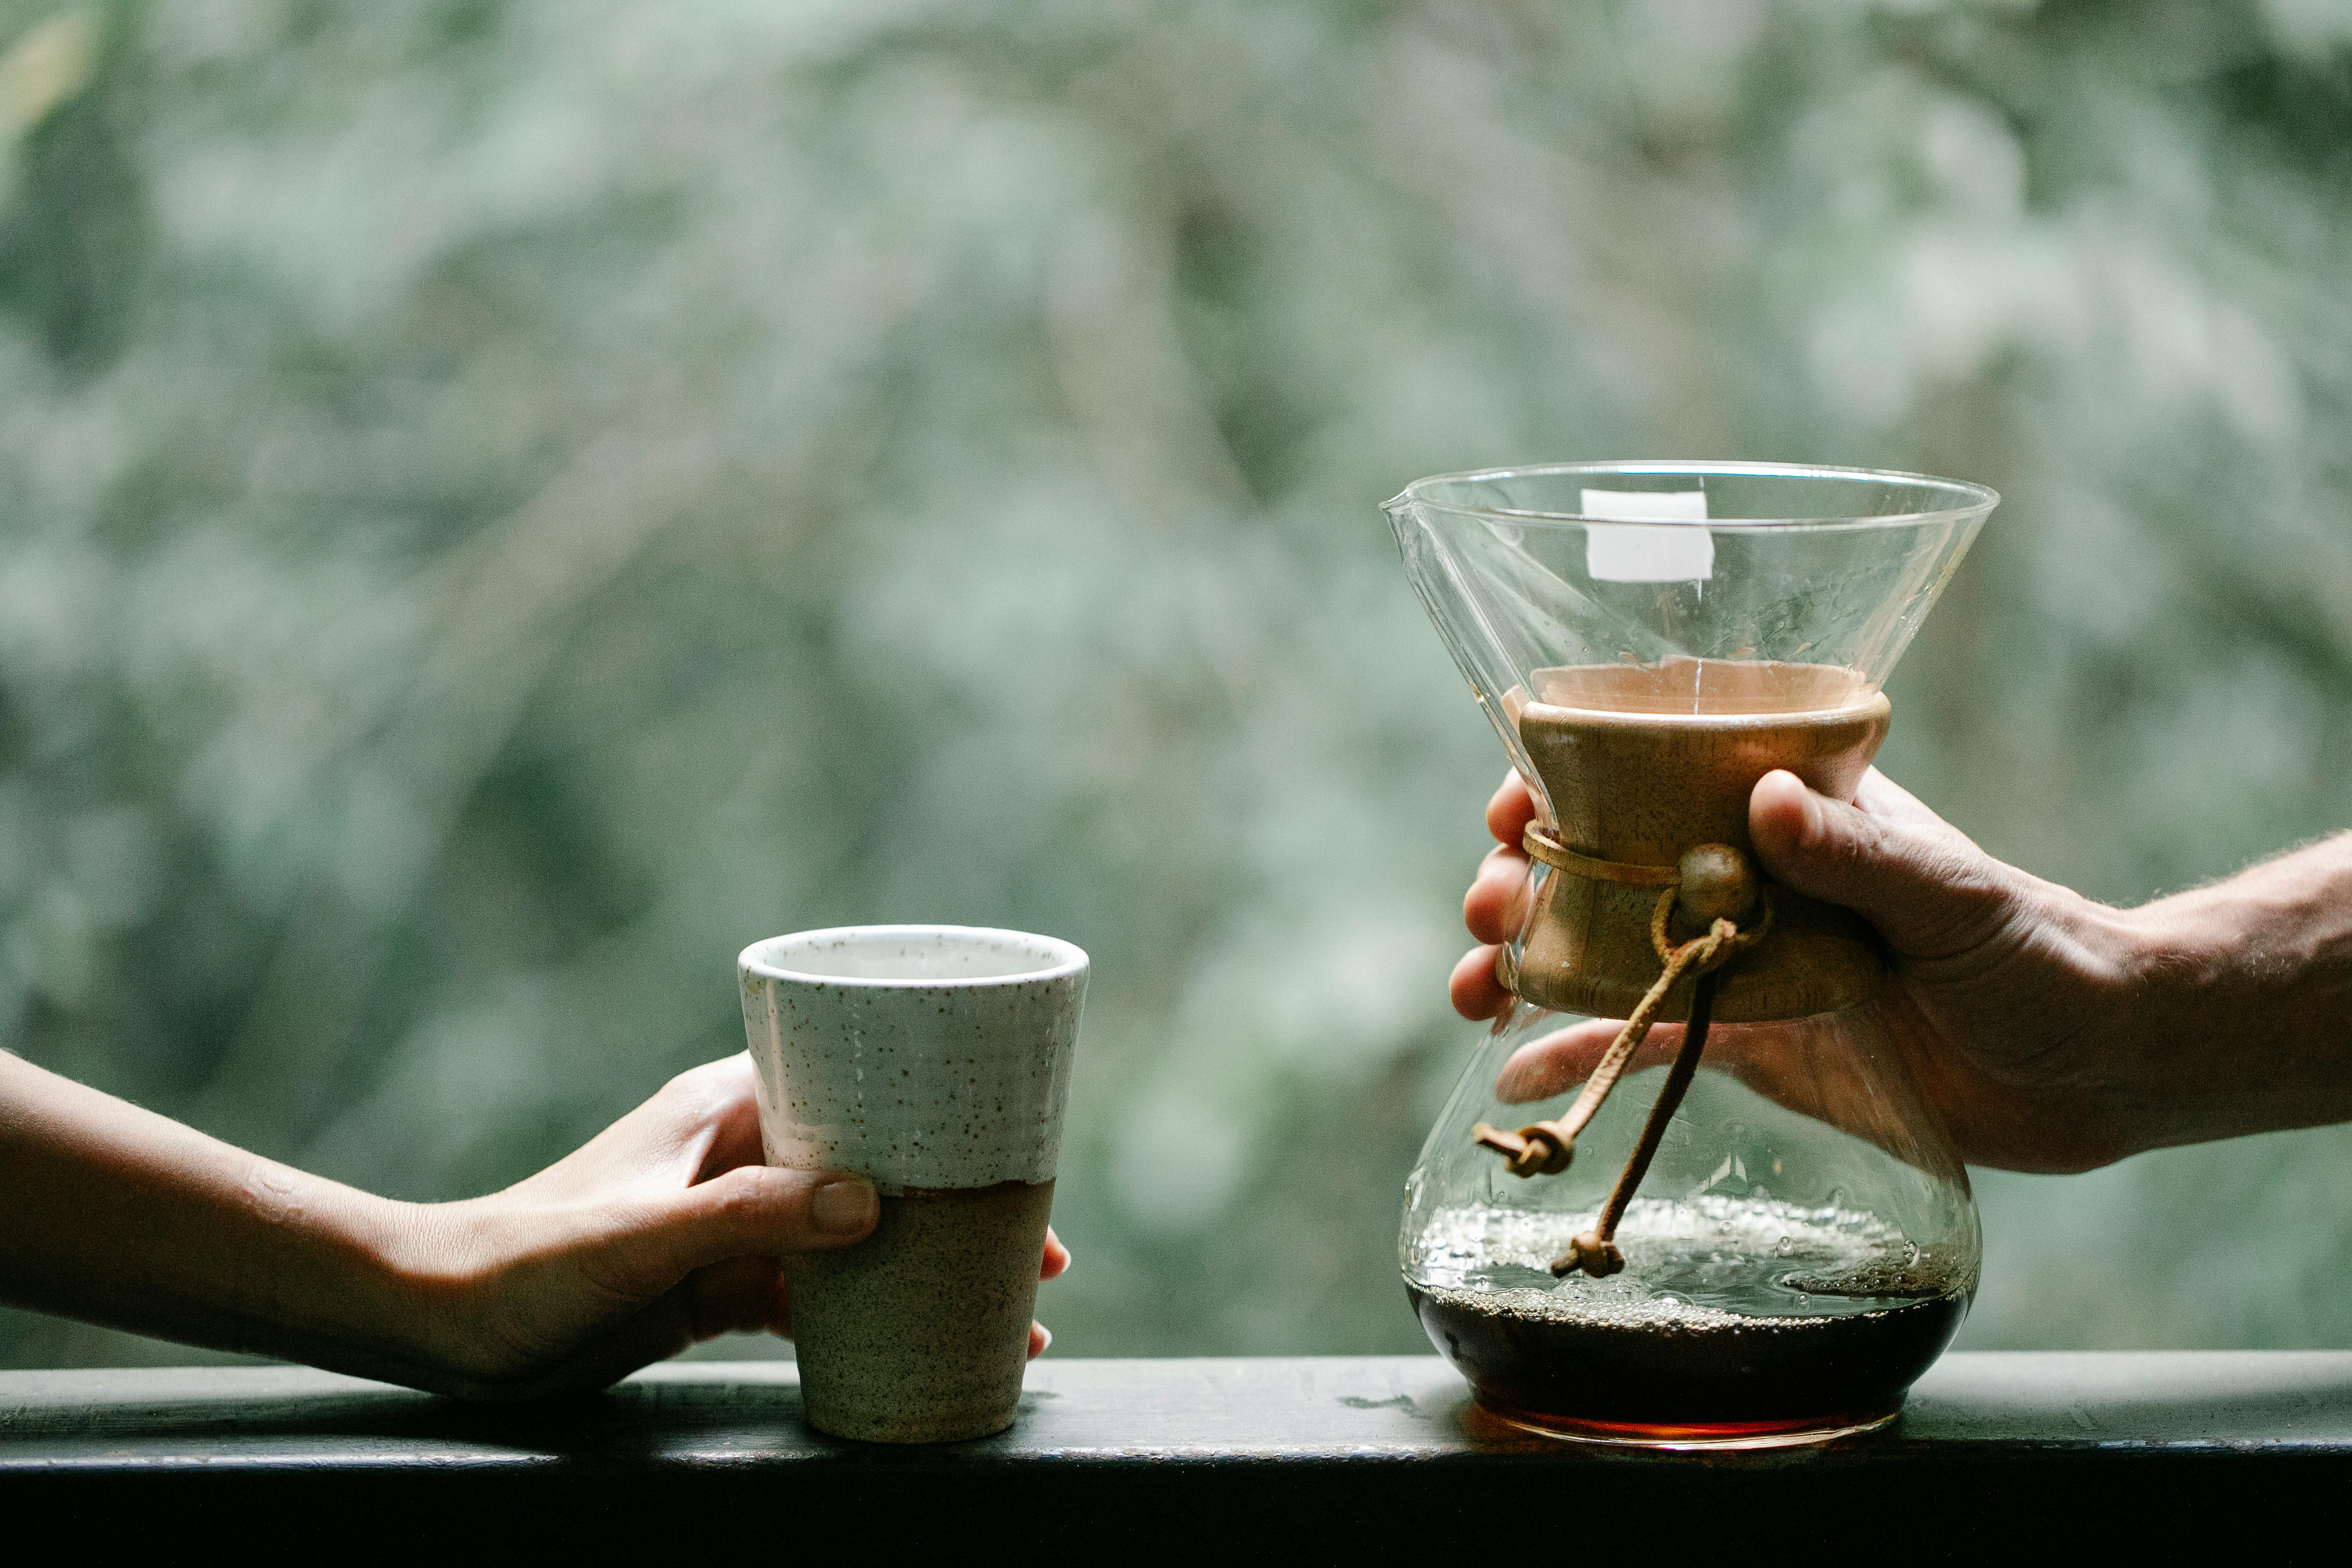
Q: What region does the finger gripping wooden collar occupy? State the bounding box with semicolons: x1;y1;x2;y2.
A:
1471;842;1772;1274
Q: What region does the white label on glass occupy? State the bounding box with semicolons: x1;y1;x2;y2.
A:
1581;488;1713;582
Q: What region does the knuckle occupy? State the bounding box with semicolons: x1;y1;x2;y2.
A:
657;1057;747;1118
705;1169;773;1225
657;1065;712;1105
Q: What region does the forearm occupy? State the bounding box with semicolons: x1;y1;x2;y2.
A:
0;1052;456;1383
2121;831;2352;1148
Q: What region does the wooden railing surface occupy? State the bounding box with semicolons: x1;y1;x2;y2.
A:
3;1353;2346;1555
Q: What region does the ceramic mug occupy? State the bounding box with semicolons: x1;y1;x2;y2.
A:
738;924;1086;1442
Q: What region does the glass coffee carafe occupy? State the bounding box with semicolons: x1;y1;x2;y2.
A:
1387;462;1998;1449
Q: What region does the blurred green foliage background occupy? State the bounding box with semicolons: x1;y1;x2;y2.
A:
7;0;2352;1367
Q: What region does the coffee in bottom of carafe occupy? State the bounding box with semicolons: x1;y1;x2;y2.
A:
1406;1196;1969;1446
1409;1285;1964;1443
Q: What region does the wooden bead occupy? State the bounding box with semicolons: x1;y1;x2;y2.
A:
1677;843;1757;925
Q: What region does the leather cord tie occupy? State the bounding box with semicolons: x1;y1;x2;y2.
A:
1519;824;1683;886
1472;842;1773;1279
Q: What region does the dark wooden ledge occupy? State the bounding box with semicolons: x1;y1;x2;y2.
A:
3;1353;2347;1557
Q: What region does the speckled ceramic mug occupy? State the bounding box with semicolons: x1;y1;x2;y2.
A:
738;925;1086;1443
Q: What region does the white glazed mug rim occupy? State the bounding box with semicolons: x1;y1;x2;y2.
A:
738;923;1087;1190
738;923;1088;989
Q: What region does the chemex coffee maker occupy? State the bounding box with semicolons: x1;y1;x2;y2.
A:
1387;462;1997;1448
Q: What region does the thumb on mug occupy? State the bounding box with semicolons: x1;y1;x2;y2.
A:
624;1167;879;1290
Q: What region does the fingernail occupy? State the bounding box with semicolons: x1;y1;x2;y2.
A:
1796;787;1824;848
812;1177;877;1236
1035;1323;1053;1354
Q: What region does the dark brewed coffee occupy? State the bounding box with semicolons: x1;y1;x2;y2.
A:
1407;1196;1968;1439
1411;1284;1962;1437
